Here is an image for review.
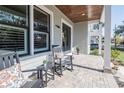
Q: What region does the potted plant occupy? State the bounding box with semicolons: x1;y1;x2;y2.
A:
76;47;80;55
43;60;48;69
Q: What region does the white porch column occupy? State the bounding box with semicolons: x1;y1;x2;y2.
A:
29;5;34;55
98;35;102;55
98;24;102;55
87;24;91;54
104;5;111;72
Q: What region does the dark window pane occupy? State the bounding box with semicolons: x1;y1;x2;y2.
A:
34;6;50;32
0;5;29;55
0;5;28;28
34;32;48;52
62;23;71;51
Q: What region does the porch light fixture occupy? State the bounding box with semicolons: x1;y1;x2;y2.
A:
99;21;104;27
55;25;60;29
81;13;85;16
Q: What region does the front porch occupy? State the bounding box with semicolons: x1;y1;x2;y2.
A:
0;5;115;88
46;54;118;88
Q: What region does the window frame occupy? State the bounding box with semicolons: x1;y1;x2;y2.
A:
33;6;51;53
0;5;53;56
0;5;30;56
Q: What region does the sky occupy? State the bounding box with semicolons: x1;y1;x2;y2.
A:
111;5;124;37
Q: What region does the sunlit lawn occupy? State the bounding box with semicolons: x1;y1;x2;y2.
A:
90;48;124;64
117;51;124;63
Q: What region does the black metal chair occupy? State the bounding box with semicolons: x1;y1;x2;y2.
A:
52;46;73;76
0;51;44;88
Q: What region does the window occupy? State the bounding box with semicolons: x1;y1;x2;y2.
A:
93;23;99;30
0;5;29;55
62;23;71;51
34;6;50;53
90;23;99;32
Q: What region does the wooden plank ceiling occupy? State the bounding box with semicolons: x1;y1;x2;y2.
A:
56;5;103;23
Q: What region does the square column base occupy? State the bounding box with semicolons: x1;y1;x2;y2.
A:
103;67;112;73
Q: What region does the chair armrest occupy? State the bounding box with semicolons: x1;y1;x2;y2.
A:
22;68;40;73
22;67;44;81
65;53;73;57
22;64;44;73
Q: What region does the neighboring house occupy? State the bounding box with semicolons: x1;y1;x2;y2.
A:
0;5;111;74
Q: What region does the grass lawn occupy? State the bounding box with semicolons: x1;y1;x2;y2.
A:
117;51;124;63
90;48;124;64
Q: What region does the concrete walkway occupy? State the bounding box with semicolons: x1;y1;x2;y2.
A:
47;54;118;88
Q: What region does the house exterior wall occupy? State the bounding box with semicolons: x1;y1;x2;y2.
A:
0;5;89;78
20;5;74;77
45;5;73;46
73;22;88;54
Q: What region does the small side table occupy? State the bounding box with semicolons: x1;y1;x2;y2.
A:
37;63;55;87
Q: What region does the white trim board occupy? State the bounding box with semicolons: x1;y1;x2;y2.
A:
88;19;100;24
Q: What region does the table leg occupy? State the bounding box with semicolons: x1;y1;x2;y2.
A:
45;70;47;87
70;56;73;71
60;58;63;75
39;69;44;87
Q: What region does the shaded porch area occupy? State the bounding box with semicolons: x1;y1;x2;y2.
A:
47;54;118;88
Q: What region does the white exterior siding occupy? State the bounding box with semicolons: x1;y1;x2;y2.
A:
73;22;88;54
45;5;73;46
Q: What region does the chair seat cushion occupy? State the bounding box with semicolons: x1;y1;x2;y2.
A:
0;64;26;88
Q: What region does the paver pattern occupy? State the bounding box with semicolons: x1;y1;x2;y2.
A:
47;54;118;88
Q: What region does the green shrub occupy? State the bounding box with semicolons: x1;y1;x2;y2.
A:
111;49;120;60
90;49;98;55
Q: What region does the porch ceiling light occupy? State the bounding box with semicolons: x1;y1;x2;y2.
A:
81;13;85;16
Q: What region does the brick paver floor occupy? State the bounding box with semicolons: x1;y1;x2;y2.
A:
47;54;118;88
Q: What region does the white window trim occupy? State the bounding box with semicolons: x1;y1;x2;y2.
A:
29;5;34;55
29;5;54;55
0;24;28;55
61;18;73;52
36;5;54;46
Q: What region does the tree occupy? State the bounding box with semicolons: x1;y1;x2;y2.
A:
113;24;117;48
116;21;124;35
115;35;123;45
114;22;124;48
